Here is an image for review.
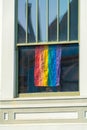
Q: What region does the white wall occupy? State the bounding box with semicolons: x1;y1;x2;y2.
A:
0;0;87;129
0;0;15;99
0;0;87;99
0;0;3;98
0;124;87;130
80;0;87;97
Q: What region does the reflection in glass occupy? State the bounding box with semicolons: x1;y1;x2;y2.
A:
48;0;57;41
18;0;26;43
28;0;36;42
18;47;37;93
59;0;68;41
70;0;78;40
18;44;79;94
38;0;46;42
18;45;62;93
61;44;79;91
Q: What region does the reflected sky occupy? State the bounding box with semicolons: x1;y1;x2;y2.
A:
38;0;46;42
48;0;57;41
59;0;68;41
59;0;68;20
18;0;26;31
18;0;68;27
49;0;57;25
18;0;77;42
28;0;36;35
28;0;36;42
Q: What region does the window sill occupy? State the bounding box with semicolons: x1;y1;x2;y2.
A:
18;92;80;98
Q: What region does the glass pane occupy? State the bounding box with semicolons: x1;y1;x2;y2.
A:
18;0;26;43
18;45;62;93
18;44;79;94
38;0;46;42
48;0;57;41
59;0;68;41
70;0;78;40
61;44;79;91
28;0;36;42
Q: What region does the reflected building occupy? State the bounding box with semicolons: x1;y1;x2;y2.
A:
18;0;79;93
18;3;36;43
18;23;26;43
28;3;36;42
18;3;36;93
48;0;79;91
48;0;78;41
48;18;57;41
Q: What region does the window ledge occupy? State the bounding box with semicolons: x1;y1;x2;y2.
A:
0;98;87;124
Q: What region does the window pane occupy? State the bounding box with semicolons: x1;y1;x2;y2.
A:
70;0;78;40
18;0;26;43
18;45;62;93
38;0;46;42
17;0;78;43
28;0;36;42
48;0;57;41
61;44;79;91
59;0;68;41
18;44;79;94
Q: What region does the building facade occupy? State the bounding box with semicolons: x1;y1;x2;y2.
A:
0;0;87;129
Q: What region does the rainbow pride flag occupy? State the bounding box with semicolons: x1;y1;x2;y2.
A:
34;45;61;87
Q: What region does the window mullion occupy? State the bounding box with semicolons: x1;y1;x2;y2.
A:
46;0;49;42
15;0;18;46
26;0;28;43
57;0;59;42
78;0;79;41
16;0;18;96
67;0;70;41
36;0;38;43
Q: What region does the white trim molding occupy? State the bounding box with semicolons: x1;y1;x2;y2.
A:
0;98;87;124
0;0;15;99
0;0;3;99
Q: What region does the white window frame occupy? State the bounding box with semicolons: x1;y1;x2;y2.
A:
17;0;79;97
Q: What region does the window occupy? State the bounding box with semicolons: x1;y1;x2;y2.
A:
16;0;79;97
